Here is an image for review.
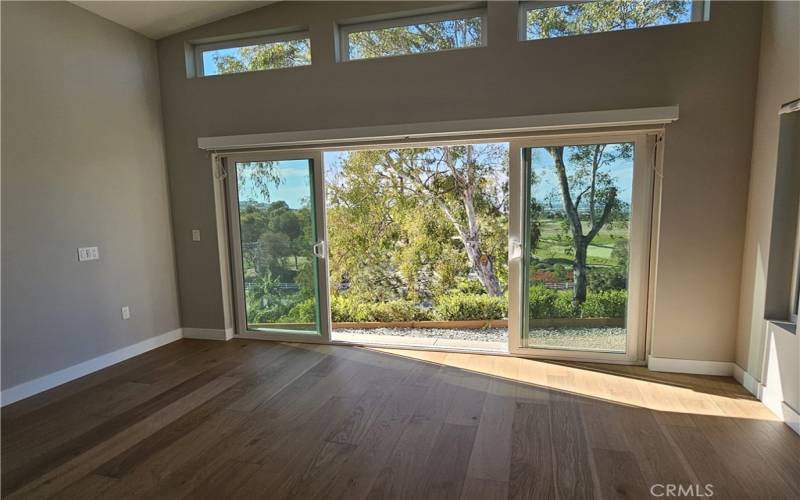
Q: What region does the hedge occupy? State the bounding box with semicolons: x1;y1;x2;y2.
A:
527;285;626;319
433;293;507;321
275;288;626;323
330;296;432;322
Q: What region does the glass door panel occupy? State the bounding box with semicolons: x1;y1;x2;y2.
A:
228;153;329;339
510;135;653;361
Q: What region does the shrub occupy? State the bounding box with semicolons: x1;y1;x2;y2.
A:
368;300;432;322
580;289;627;318
588;267;627;292
433;293;507;321
527;285;625;319
553;292;578;318
330;295;431;322
279;297;316;323
527;285;558;318
451;278;486;295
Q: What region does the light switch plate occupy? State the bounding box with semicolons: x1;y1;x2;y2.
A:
192;229;201;242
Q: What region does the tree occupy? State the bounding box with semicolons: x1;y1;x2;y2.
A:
526;0;691;39
348;17;482;59
544;143;630;305
328;144;508;297
213;39;310;74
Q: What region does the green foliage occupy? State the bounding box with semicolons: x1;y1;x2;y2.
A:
528;285;576;319
611;240;629;266
580;290;627;318
451;278;487;295
279;297;317;323
327;144;508;300
527;285;626;319
433;293;507;321
330;296;432;322
213;39;310;75
348;17;482;59
587;267;627;292
527;0;691;39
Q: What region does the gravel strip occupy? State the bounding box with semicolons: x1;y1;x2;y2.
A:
527;326;626;352
334;327;508;342
333;325;626;351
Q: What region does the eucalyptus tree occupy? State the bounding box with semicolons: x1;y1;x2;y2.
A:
327;144;508;298
212;39;310;74
347;16;482;59
526;0;691;39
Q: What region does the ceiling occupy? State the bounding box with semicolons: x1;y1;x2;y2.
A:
71;1;275;40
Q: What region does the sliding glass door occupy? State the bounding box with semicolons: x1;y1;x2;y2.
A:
221;132;655;361
508;134;654;362
226;151;331;341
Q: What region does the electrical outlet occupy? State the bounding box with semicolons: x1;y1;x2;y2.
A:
78;246;100;262
192;229;201;242
121;306;131;320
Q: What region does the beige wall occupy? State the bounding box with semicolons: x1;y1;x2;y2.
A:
736;2;800;376
1;2;180;388
157;1;762;362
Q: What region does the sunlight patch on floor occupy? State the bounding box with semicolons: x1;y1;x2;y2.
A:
366;347;778;421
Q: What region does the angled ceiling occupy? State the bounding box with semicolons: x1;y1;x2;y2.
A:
71;1;276;40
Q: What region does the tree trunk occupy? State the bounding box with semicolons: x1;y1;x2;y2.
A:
462;184;503;297
462;234;503;296
573;239;589;305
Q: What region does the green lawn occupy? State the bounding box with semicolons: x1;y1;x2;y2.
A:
534;219;629;266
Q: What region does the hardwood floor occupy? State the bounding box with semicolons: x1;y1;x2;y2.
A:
2;339;799;499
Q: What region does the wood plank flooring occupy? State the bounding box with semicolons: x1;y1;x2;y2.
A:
2;339;799;499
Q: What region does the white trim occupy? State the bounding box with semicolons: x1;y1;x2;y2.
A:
733;363;763;397
1;328;183;407
197;106;679;151
182;327;234;341
223;150;332;343
507;133;655;364
734;363;800;436
212;157;237;339
192;28;310;78
647;356;734;376
779;402;800;435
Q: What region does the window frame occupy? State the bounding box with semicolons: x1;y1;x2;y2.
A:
193;29;311;78
518;0;709;42
338;6;488;62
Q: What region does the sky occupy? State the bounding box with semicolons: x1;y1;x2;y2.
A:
236;146;634;212
530;146;634;207
236;160;312;209
202;47;239;76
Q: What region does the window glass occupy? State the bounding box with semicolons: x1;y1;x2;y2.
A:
345;13;483;60
525;0;696;40
199;37;310;76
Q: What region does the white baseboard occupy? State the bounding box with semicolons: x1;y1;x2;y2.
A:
780;402;800;435
1;328;182;407
647;356;734;376
732;363;762;397
182;327;234;341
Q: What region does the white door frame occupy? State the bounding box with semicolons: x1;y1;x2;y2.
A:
507;132;656;363
224;150;332;343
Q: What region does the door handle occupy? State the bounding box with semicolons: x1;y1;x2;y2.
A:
312;240;327;259
509;238;523;261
